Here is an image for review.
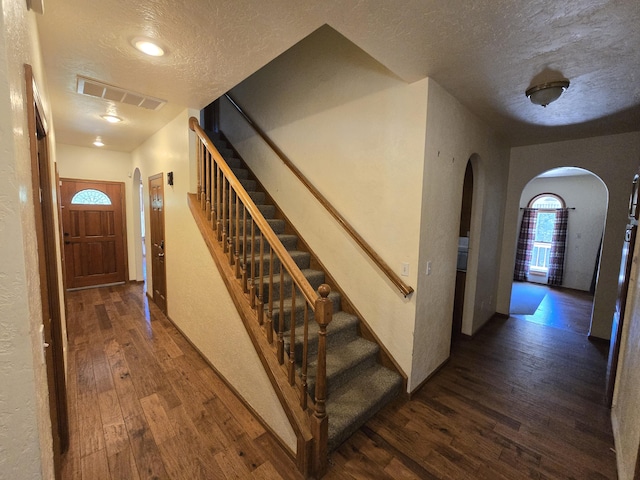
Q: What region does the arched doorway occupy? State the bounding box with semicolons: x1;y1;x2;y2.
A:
132;168;146;282
453;160;473;340
510;167;608;335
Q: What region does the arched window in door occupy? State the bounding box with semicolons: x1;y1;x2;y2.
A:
514;193;569;285
71;188;112;205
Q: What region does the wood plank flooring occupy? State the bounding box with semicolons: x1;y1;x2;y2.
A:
63;283;617;479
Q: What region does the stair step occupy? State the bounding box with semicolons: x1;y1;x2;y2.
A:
282;310;359;361
248;191;266;204
326;365;403;451
237;233;298;253
272;291;342;332
307;337;379;398
231;167;249;179
244;250;310;277
257;269;325;302
239;178;256;191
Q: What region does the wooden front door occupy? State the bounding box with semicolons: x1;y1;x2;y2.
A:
149;173;167;313
606;170;640;405
60;179;127;289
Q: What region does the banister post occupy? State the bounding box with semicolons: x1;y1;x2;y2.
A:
311;284;332;478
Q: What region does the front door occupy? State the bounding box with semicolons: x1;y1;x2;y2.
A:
60;179;127;289
606;170;639;405
149;173;167;313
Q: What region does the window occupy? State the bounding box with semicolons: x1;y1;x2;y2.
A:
71;189;112;205
528;194;564;273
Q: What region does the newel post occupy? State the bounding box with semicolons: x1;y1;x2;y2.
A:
311;284;332;478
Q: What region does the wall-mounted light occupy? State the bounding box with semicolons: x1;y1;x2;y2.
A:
167;171;174;186
101;114;122;124
525;80;570;107
132;37;165;57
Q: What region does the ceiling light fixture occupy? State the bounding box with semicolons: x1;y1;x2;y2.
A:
132;37;165;57
93;137;104;147
526;80;570;107
101;114;122;124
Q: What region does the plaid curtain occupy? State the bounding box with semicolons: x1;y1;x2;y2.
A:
548;208;569;286
514;208;536;281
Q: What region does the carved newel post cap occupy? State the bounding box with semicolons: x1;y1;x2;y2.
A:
318;284;331;298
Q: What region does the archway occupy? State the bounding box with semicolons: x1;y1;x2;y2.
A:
132;168;146;282
510;167;608;335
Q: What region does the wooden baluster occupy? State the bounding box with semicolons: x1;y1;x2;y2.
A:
266;249;274;344
215;166;222;236
277;267;285;364
257;231;265;324
200;141;206;210
206;150;211;220
250;219;256;308
197;140;202;203
211;160;217;230
300;302;309;409
221;177;228;250
234;194;241;278
288;284;296;385
228;188;234;264
241;205;248;292
311;284;332;478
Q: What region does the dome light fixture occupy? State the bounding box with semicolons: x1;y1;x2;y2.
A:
101;114;122;124
93;137;105;147
132;37;165;57
526;80;570;107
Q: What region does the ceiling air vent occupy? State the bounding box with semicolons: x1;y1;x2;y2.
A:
76;76;166;111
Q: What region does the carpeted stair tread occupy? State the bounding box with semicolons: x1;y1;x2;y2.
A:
238;234;299;254
283;311;360;362
326;365;403;451
256;269;325;302
271;291;342;331
231;167;249;179
307;338;379;397
245;250;311;275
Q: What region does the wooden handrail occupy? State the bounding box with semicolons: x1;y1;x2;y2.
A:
189;117;319;307
190;117;333;477
223;93;414;298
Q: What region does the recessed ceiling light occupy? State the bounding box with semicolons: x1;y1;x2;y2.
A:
101;114;122;124
132;37;165;57
93;137;104;147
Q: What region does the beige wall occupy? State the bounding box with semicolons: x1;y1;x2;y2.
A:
0;2;63;478
56;144;140;281
131;110;297;452
221;26;427;388
612;230;640;479
499;132;640;339
412;79;510;389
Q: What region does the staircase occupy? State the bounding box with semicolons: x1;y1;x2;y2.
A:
205;129;403;453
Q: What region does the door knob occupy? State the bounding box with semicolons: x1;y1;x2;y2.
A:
158;252;165;257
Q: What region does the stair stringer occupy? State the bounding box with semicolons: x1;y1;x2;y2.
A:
187;193;314;476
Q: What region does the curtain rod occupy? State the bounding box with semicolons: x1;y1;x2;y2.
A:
520;207;576;210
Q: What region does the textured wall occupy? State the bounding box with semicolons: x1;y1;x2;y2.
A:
612;231;640;479
519;174;608;291
412;79;510;388
131;110;297;452
0;2;60;479
499;132;640;339
222;26;427;386
56;144;139;281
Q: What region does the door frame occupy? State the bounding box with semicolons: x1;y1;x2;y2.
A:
60;178;129;289
25;63;68;478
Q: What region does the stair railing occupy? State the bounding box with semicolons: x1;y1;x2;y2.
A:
222;93;414;298
189;117;331;477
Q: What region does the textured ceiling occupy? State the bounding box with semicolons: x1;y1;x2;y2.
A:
36;0;640;152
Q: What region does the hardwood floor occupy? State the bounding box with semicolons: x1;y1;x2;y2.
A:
63;283;617;479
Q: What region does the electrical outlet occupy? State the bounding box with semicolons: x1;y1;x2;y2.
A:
401;262;410;277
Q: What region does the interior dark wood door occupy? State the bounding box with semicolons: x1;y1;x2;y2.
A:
61;179;127;289
149;173;167;314
606;170;639;405
26;64;68;479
